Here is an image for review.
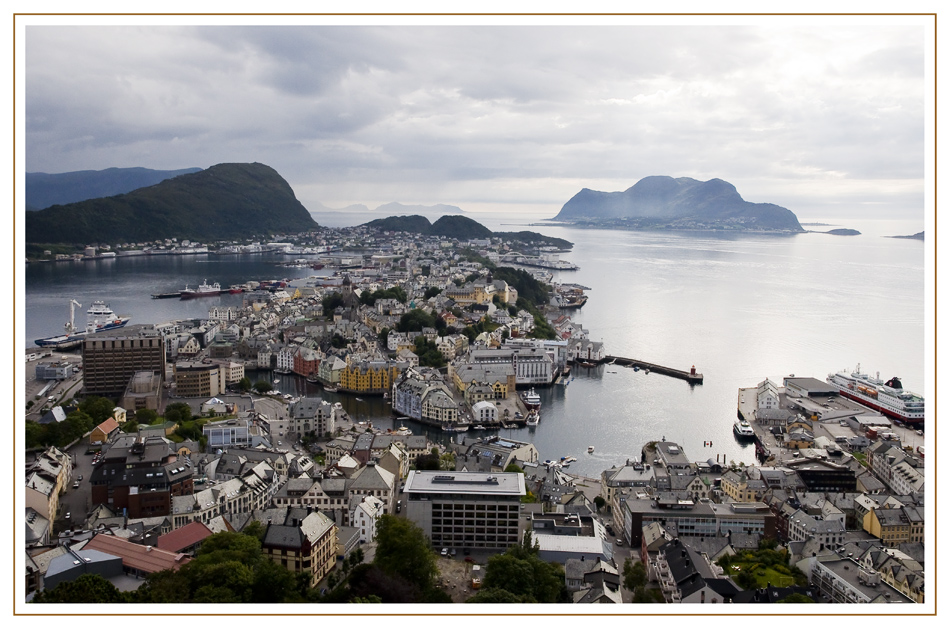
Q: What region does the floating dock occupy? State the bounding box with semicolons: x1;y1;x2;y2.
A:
600;356;704;384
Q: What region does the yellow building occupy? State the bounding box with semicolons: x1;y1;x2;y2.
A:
340;359;404;394
863;507;920;547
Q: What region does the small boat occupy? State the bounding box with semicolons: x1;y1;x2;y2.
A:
324;384;339;393
526;412;540;427
473;424;486;431
273;379;280;384
396;425;412;436
355;397;364;402
588;445;595;453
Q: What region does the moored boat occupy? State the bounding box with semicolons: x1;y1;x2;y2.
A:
180;279;223;299
733;419;756;440
521;388;541;410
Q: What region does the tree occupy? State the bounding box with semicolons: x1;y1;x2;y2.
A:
777;592;816;603
593;496;606;512
373;515;439;591
623;558;647;591
423;286;441;299
253;380;273;394
31;573;129;603
466;588;527;603
504;463;524;474
134;408;159;424
237;376;252;393
80;396;117;423
164;402;193;424
480;532;566;603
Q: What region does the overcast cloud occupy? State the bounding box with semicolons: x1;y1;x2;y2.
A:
24;21;928;222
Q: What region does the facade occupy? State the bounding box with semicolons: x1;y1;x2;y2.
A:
261;508;337;587
289;397;336;437
404;470;525;550
82;325;165;399
174;361;221;398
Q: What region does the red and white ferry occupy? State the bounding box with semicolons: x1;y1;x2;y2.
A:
826;364;925;425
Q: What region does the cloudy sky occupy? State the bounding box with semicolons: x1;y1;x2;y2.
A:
22;16;930;225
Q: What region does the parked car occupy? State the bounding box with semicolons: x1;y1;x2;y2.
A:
441;548;449;556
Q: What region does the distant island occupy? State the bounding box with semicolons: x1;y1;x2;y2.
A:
25;163;318;244
26;166;203;210
889;231;925;240
551;176;804;233
822;229;861;236
362;214;573;249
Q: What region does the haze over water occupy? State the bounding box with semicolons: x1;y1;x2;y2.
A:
23;217;926;477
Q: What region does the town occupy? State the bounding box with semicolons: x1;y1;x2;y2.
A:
23;225;925;605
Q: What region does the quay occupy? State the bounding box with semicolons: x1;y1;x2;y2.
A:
599;356;703;384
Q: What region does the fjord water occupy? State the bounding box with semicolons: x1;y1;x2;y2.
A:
23;218;926;476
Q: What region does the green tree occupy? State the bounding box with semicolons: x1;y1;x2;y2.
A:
504;463;524;474
134;408;159;424
164;402;193;424
237;376;252;393
423;286;441;299
373;515;439;591
31;573;129;603
623;558;647;591
80;396;117;423
466;588;528;603
593;496;606;512
253;380;273;394
480;532;565;603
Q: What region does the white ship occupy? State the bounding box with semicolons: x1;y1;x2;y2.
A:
826;364;924;424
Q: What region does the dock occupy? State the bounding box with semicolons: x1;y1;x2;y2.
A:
600;356;704;384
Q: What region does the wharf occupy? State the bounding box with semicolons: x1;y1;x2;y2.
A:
600;356;703;384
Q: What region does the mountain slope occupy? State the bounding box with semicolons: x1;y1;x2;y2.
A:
361;214;571;249
554;176;804;232
25;162;318;244
26;166;202;210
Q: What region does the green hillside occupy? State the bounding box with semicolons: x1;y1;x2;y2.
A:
25;162;318;244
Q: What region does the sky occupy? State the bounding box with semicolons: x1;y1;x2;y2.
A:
21;15;932;226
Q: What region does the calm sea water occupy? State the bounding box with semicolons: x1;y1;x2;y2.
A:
22;218;927;476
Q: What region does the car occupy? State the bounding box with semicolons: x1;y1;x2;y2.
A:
72;481;80;489
606;525;615;536
396;500;402;513
450;548;457;557
65;512;71;519
77;475;82;481
615;538;624;546
441;548;449;556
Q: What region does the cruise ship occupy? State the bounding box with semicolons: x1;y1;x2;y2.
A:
86;301;131;331
826;364;925;424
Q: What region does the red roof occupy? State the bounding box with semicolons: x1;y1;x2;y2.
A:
157;521;214;553
96;417;120;435
84;534;191;573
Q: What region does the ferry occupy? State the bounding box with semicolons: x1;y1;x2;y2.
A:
85;301;131;332
826;364;925;424
733;419;756;440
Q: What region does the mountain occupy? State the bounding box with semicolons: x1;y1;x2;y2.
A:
26;166;202;210
25;162;318;244
553;176;804;232
361;214;572;249
373;202;467;219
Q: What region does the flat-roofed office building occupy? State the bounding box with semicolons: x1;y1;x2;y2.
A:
404;470;525;551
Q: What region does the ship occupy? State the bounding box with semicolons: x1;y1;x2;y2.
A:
180;279;222;299
34;299;131;349
525;411;540;427
521;388;541;411
86;301;131;332
826;364;925;424
733;419;756;440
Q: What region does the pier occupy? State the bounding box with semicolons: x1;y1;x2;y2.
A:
599;356;704;384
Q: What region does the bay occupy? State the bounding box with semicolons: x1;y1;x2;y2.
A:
22;217;927;478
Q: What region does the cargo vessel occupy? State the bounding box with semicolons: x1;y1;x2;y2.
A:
826;364;925;424
34;299;131;349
